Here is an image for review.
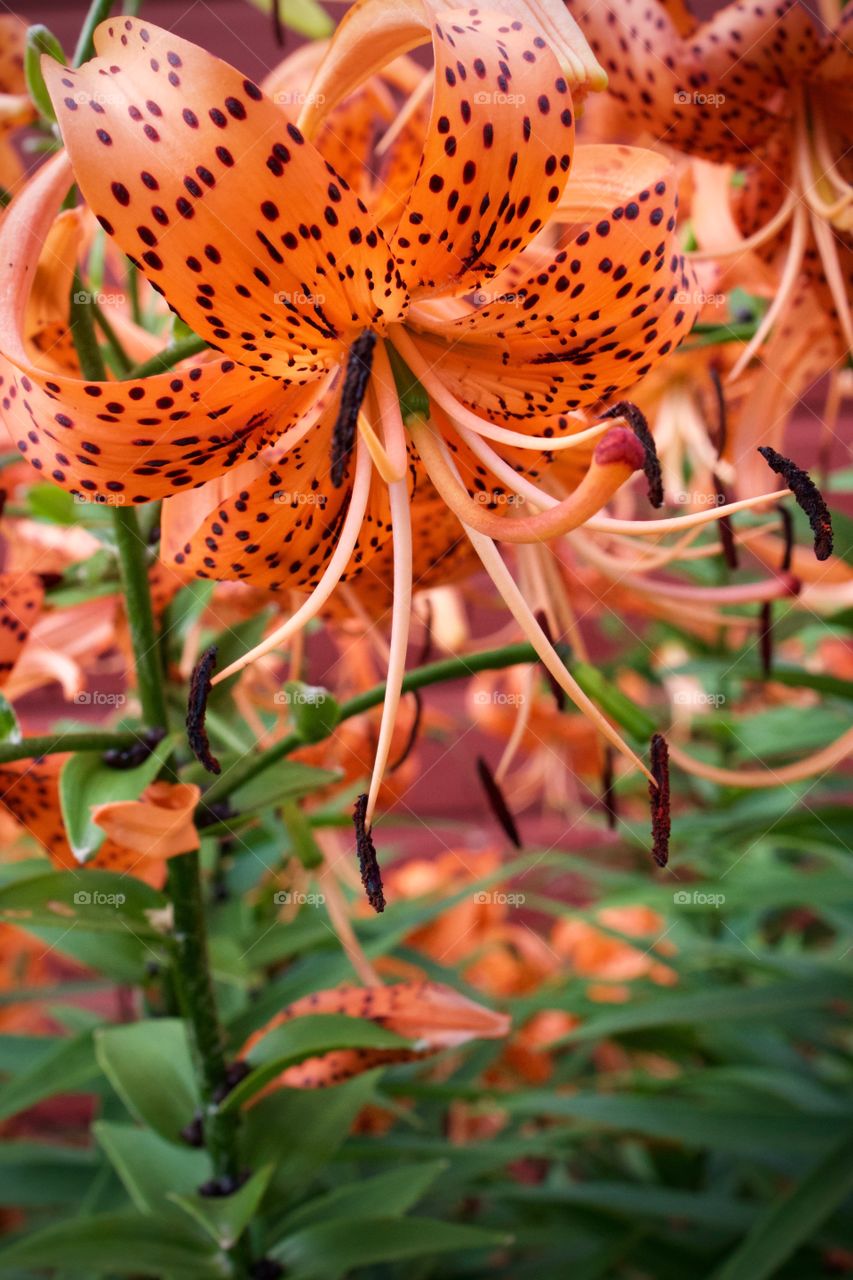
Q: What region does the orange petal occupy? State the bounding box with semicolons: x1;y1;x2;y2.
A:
241;980;509;1090
0;572;44;687
44;18;406;374
91;780;201;859
0;757;76;867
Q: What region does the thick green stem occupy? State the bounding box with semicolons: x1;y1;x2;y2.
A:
73;0;116;66
201;641;543;808
124;334;209;380
0;732;137;764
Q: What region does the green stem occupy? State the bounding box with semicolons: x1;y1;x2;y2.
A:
124;334;209;380
201;641;542;807
0;732;137;765
69;280;245;1236
73;0;116;66
92;301;133;376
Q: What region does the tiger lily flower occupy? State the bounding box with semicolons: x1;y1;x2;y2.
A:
240;980;509;1092
0;10;703;826
573;0;853;372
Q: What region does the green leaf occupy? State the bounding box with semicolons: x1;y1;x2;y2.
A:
59;735;175;861
712;1130;853;1280
170;1163;274;1248
271;1217;509;1277
0;1030;97;1122
26;482;76;524
0;692;21;745
552;978;850;1045
95;1019;199;1143
282;1161;448;1232
0;1142;98;1208
245;0;333;38
25;25;66;122
0;1212;228;1276
231;761;340;814
221;1015;410;1114
95;1121;208;1214
0;869;165;934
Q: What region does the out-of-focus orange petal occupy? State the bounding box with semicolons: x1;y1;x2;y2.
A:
91;780;200;859
0;757;75;866
44;19;405;372
241;980;509;1091
0;572;45;687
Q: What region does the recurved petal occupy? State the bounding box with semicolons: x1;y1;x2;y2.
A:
300;0;604;128
410;145;698;416
44;17;406;375
91;780;201;859
303;3;576;295
0;154;325;502
0;757;75;867
241;980;509;1090
161;395;391;591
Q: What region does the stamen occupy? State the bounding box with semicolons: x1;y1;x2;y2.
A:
601;401;663;508
757;446;833;560
601;745;617;830
709;366;727;460
649;733;670;868
389;691;422;773
331;330;376;487
759;601;773;677
669;724;853;788
187;645;221;775
476;755;522;848
353;792;385;913
713;474;738;569
535;609;567;709
271;0;284;46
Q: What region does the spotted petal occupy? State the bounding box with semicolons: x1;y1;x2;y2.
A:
44;17;408;378
0;154;326;502
408;144;698;418
303;3;577;296
0;572;44;686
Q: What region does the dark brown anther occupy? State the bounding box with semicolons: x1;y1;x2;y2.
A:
211;1059;251;1104
103;726;166;771
180;1112;204;1148
709;365;727;459
250;1261;285;1280
389;691;422;773
198;1171;250;1198
713;474;738;569
354;793;385;913
476;755;522;848
187;644;221;775
649;733;671;868
601;745;617;830
601;401;663;508
37;571;64;590
331;330;377;487
196;798;234;830
534;610;567;709
759;600;773;677
758;446;833;561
